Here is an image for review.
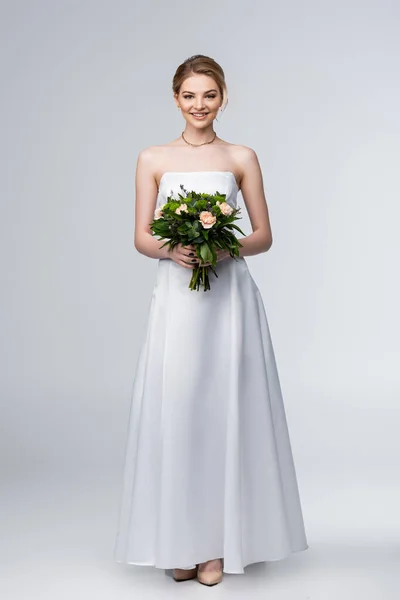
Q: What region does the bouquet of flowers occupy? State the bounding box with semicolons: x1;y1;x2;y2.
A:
150;184;246;291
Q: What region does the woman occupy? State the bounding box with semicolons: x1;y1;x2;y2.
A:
113;54;308;587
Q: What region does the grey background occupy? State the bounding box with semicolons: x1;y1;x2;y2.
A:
1;0;399;598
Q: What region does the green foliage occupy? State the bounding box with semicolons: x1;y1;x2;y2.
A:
149;185;245;291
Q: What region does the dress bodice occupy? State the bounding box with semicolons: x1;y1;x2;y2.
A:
156;171;239;209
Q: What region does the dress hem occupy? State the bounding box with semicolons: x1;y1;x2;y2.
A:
113;543;309;575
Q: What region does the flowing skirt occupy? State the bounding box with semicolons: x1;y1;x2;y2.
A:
113;256;308;574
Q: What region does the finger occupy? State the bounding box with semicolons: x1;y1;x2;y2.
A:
179;260;193;269
182;252;199;260
183;257;199;265
181;246;195;255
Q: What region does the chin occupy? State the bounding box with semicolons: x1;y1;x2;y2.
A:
187;117;215;125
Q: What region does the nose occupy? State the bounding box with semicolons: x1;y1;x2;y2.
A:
194;97;205;110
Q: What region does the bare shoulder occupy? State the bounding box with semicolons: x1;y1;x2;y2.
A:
137;144;165;163
223;143;261;183
223;142;258;163
136;145;171;183
230;143;259;164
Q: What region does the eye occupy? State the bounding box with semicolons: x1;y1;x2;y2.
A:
183;94;217;99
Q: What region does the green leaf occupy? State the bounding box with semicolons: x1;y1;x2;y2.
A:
228;223;246;236
200;242;213;263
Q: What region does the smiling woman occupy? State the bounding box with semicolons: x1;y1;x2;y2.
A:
113;54;309;586
173;59;227;140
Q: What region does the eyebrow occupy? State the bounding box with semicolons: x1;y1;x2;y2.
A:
182;89;218;94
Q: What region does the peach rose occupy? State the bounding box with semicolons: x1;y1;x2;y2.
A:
199;210;217;229
175;203;188;215
218;201;233;216
154;207;164;220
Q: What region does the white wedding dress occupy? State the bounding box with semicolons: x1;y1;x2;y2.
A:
113;171;308;574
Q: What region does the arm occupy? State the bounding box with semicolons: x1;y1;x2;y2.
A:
133;148;170;259
236;147;273;257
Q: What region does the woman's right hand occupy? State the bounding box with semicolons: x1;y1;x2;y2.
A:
169;243;200;269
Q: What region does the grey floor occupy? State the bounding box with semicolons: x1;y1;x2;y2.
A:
2;470;399;600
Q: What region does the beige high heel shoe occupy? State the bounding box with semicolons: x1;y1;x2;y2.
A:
172;565;198;582
197;558;223;586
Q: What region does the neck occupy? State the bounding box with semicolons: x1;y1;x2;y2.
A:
182;124;216;145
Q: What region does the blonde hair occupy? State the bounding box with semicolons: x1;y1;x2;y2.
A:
172;54;228;112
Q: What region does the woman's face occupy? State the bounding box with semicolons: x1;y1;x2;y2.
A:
175;74;222;127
